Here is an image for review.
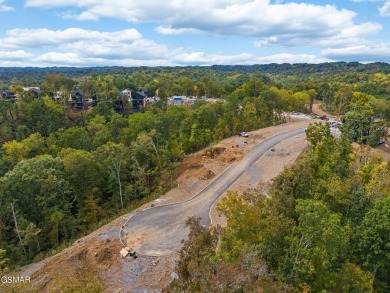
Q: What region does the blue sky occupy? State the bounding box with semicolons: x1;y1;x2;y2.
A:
0;0;390;66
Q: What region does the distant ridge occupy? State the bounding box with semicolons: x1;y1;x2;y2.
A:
1;62;389;84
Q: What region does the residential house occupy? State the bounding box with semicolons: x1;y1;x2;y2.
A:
23;87;40;98
168;96;187;105
70;90;85;110
1;89;16;99
119;89;132;101
131;89;147;112
54;91;63;101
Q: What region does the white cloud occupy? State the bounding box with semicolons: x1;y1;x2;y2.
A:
350;0;390;17
34;52;87;65
63;39;169;60
25;0;89;8
0;0;13;12
172;52;328;65
379;0;390;16
23;0;382;49
0;25;333;66
0;50;329;67
1;1;389;68
0;50;34;60
350;0;382;2
2;28;142;49
0;27;170;66
61;11;99;21
321;40;390;62
155;26;202;35
254;22;381;48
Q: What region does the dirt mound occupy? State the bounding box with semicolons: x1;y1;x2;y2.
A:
69;247;88;262
218;147;243;163
95;241;119;266
202;147;226;158
199;169;216;180
188;163;203;169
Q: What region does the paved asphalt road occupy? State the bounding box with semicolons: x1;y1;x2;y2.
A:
123;127;306;256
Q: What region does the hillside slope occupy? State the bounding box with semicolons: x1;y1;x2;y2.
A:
6;119;312;292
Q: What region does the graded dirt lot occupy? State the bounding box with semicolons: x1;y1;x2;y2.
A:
15;118;313;293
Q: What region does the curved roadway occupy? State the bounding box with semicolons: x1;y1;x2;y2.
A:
123;127;306;256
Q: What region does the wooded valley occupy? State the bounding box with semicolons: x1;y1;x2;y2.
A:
0;62;389;292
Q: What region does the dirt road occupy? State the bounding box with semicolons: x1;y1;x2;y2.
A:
312;101;333;117
122;127;306;256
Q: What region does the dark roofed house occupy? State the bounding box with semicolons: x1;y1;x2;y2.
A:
71;90;85;110
132;89;147;112
1;89;16;99
31;88;40;98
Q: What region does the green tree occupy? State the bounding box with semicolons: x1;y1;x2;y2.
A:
79;192;107;227
122;112;155;144
169;217;221;292
284;199;350;291
24;97;66;137
341;101;374;144
0;156;74;256
57;127;92;151
291;91;310;113
0;99;18;143
189;124;211;151
305;121;332;147
223;92;241;134
108;113;128;143
350;91;374;107
241;79;265;97
316;82;333;111
2;140;28;163
49;208;64;246
0;249;8;270
131;130;170;189
369;97;390;120
22;132;46;157
154;105;188;142
58;148;101;204
180;76;195;96
333;84;353;115
218;190;295;269
365;161;390;201
20;222;42;257
260;87;283;124
87;115;112;148
94;142;130;209
335;263;373;292
357;196;390;286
